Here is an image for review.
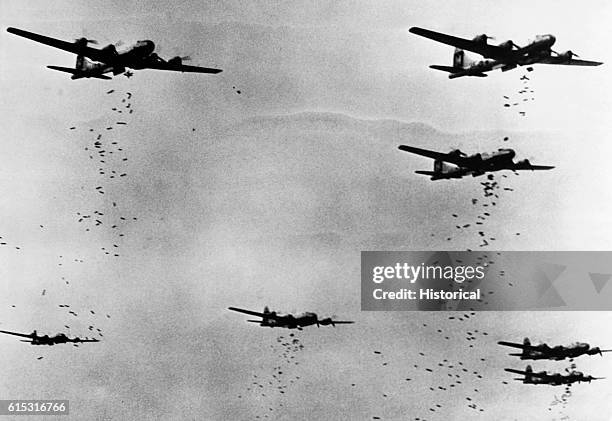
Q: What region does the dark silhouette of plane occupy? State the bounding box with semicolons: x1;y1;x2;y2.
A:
0;329;99;345
505;365;604;385
499;337;612;360
398;145;553;180
409;26;602;79
6;27;222;79
228;306;354;330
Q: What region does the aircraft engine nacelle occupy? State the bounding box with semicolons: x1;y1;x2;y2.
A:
589;347;602;356
472;34;491;44
319;318;335;327
557;50;577;63
100;44;119;61
464;153;482;167
517;159;531;166
497;40;515;50
168;56;183;66
448;149;466;158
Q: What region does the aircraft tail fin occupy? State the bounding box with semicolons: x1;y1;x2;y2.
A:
73;54;112;80
75;54;96;72
525;365;533;383
522;337;531;357
434;159;457;174
453;48;464;67
414;160;457;180
453;48;477;68
263;306;270;314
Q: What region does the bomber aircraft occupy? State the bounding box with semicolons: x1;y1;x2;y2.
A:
505;365;604;386
498;337;612;361
409;26;602;79
0;329;100;345
228;306;354;330
6;27;222;80
398;145;554;180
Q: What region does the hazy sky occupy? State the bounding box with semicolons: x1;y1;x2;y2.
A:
1;1;611;420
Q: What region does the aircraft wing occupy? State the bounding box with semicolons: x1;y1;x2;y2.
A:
512;162;555;171
505;368;550;378
228;307;282;320
398;145;469;167
330;320;354;324
144;61;222;74
6;27;107;63
538;57;603;66
498;341;542;352
74;338;100;343
409;27;509;60
504;368;528;376
0;329;33;339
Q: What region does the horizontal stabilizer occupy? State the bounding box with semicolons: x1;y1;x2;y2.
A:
449;71;487;79
526;165;554;170
47;65;77;74
415;170;436;176
47;66;112;80
429;65;460;74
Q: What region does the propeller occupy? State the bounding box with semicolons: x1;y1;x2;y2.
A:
75;37;98;45
76;27;98;45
